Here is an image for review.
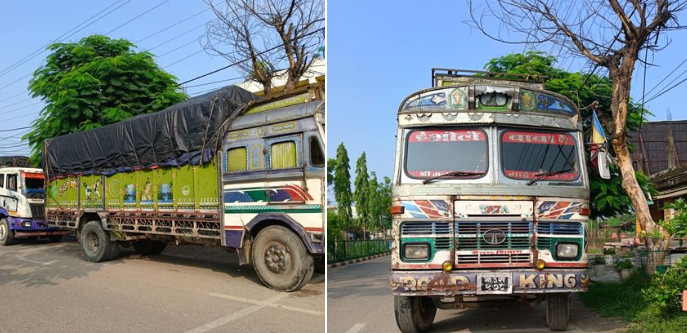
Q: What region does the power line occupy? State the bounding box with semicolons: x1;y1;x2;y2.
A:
0;91;29;105
105;0;171;36
0;97;33;110
136;8;210;44
0;0;130;80
644;56;687;98
0;102;41;116
645;75;687;104
156;38;200;58
147;21;208;52
178;27;325;86
163;49;204;69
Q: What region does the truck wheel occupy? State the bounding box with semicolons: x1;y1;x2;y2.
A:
314;255;325;274
546;293;570;331
133;240;167;255
80;221;117;262
0;218;15;246
394;295;436;333
252;225;314;291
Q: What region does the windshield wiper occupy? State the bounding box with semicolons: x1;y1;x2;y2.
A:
422;171;486;184
527;168;574;186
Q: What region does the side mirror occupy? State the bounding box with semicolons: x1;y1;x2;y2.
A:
597;151;611;179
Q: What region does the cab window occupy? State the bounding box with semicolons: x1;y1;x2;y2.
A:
270;141;298;169
309;136;324;167
226;147;248;172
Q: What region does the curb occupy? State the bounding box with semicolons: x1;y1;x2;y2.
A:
327;252;390;268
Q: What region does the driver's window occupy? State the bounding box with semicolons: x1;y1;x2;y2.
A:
7;174;17;191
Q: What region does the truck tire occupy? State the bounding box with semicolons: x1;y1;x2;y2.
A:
546;293;570;331
80;221;117;263
394;295;436;333
0;218;15;246
314;255;325;274
133;240;167;255
252;225;314;291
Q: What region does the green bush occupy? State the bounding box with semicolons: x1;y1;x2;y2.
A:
615;260;634;270
593;256;605;265
642;256;687;316
603;247;616;255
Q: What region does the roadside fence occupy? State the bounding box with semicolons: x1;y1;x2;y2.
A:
327;239;392;263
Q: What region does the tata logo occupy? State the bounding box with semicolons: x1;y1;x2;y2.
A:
483;229;507;245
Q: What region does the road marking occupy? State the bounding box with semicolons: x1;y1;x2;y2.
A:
209;292;324;316
185;293;288;333
345;323;366;333
18;258;53;265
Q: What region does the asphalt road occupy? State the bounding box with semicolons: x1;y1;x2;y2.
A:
0;237;324;333
327;256;627;333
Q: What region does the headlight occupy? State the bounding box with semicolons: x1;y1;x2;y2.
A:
556;243;579;259
404;243;429;260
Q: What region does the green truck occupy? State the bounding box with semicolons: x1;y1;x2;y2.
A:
45;84;325;291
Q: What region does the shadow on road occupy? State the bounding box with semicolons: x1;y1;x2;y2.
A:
0;237;105;288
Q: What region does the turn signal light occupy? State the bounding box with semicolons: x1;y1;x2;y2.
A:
390;205;405;215
442;261;453;272
579;208;591;216
536;259;546;270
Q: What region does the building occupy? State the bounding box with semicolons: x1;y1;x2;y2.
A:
629;121;687;220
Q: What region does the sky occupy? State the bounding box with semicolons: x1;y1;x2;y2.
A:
327;0;687;180
0;0;245;157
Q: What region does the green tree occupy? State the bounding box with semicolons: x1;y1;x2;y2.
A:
25;35;186;165
484;51;654;218
354;152;370;238
367;172;382;233
379;176;392;231
334;142;353;234
327;157;337;186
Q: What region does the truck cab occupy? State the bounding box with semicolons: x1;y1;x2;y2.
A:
0;167;71;245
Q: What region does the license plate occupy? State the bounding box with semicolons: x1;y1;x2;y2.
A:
477;273;512;294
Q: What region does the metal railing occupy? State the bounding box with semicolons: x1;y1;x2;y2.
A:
327;239;392;263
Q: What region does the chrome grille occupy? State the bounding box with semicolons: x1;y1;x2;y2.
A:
536;222;583;235
456;253;531;265
455;221;531;249
29;203;44;219
401;221;450;235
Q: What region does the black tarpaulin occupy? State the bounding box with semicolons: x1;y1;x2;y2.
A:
44;85;257;177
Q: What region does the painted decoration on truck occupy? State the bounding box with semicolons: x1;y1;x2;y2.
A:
223;185;313;203
401;200;449;219
390;271;588;295
409;129;485;143
536;201;583;220
537;94;574;114
519;90;536;111
453;200;533;219
403;88;468;111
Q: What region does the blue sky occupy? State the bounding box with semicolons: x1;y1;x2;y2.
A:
327;0;687;179
0;0;244;156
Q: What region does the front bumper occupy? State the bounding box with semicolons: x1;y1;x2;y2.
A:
8;217;72;237
391;269;589;296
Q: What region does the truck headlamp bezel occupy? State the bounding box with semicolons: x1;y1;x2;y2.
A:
403;243;430;260
555;242;579;260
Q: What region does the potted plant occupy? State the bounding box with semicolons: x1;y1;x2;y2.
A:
615;260;634;280
603;247;616;265
592;256;606;276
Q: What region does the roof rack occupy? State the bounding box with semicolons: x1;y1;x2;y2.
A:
431;68;547;87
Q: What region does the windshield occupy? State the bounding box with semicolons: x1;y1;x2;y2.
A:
22;173;45;197
405;129;487;179
500;130;578;181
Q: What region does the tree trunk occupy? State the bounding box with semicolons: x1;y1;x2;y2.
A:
609;60;670;273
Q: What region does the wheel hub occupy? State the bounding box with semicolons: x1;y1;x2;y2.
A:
86;232;99;252
0;224;5;240
264;242;291;274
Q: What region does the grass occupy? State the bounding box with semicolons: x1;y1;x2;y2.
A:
580;271;687;333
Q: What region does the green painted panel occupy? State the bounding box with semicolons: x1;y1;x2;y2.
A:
47;157;219;213
47;177;79;209
105;173;123;210
399;237;440;262
157;167;174;210
197;159;220;210
80;175;103;210
539;237;584;261
139;169;155;210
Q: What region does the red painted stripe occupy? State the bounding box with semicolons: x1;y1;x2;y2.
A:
502;131;575;145
224;226;244;230
305;227;324;232
545;262;589;268
455;263;531;269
